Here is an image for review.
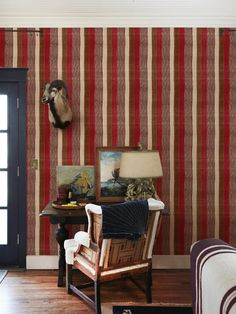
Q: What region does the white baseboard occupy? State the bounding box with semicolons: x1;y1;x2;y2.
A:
26;255;58;269
26;255;190;270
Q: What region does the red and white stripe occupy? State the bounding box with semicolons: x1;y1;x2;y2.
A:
0;27;235;256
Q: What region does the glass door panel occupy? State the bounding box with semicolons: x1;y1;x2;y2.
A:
0;93;9;250
0;210;7;245
0;171;7;207
0;133;7;168
0;95;7;130
0;85;17;260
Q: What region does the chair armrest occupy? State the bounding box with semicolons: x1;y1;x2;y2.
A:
64;231;90;265
74;231;90;247
147;198;165;210
64;241;78;265
85;203;102;214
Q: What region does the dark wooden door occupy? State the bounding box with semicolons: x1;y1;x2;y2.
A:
0;69;27;267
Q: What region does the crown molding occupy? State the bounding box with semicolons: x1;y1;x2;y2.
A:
1;16;236;28
1;0;236;28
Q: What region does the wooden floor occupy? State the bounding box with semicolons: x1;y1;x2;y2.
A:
0;270;192;314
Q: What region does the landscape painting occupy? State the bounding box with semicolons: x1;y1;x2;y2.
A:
56;166;95;201
96;147;135;202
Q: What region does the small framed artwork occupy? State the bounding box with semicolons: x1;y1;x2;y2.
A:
56;165;95;201
95;147;137;203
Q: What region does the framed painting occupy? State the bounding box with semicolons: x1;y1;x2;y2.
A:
56;165;95;201
95;147;137;203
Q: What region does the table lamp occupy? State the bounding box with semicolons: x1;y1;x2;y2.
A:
119;150;163;201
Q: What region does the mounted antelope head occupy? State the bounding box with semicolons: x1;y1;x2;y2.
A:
41;80;72;129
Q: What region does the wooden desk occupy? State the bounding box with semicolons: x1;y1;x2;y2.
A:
40;203;88;287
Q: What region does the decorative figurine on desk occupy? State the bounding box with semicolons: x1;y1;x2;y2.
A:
66;188;73;203
57;184;68;204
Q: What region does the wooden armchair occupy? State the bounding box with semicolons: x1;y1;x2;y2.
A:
64;198;164;314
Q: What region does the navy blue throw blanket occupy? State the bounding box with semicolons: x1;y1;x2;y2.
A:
101;200;149;240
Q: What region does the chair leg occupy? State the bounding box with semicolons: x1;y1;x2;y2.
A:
66;264;72;294
145;269;152;303
94;280;101;314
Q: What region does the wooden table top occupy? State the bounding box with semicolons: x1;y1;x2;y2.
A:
40;202;87;218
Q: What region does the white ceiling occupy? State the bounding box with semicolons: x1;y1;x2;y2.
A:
1;0;236;27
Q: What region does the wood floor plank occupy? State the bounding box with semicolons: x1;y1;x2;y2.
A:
0;270;192;314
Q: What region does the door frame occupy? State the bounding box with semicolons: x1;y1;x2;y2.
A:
0;68;28;268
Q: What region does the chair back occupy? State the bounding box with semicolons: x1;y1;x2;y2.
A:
65;199;165;313
80;199;164;276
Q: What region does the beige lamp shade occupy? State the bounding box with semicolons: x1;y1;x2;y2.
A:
119;150;163;179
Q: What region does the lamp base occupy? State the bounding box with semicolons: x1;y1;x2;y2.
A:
125;178;157;201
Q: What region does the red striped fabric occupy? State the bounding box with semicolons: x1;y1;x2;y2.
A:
183;28;193;251
1;27;236;256
160;28;171;255
156;29;162;152
206;29;215;238
116;29;125;146
174;28;185;254
197;29;203;241
223;31;230;243
139;28;148;149
93;28;103;149
229;31;236;244
4;30;13;67
71;29;81;165
0;29;5;66
112;28;118;146
179;28;185;254
48;29;59;255
156;28;163;198
89;29;95;165
22;29;28;67
26;30;36;254
219;30;230;243
153;28;164;254
201;28;207;239
134;28;140;145
67;28;73;165
40;28;51;255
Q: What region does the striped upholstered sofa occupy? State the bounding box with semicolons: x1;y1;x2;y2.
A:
191;238;236;314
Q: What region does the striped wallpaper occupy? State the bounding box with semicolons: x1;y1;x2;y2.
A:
0;28;236;256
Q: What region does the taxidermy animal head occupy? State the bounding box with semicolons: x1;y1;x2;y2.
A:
41;80;72;129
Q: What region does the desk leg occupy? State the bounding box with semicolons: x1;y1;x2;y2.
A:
55;223;69;287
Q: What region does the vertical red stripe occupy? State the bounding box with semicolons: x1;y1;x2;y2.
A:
223;32;230;242
112;28;118;146
156;29;162;152
201;29;207;238
134;28;140;145
156;28;163;197
89;29;95;165
22;29;28;67
179;29;185;253
67;29;73;164
43;29;51;254
0;29;5;66
156;28;163;254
